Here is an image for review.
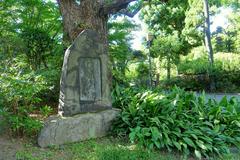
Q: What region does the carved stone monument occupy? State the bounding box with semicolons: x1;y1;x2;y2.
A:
59;29;111;116
38;30;120;147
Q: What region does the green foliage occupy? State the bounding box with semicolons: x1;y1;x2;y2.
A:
179;52;240;74
0;55;59;136
182;0;204;46
227;9;240;53
135;62;149;88
0;0;63;136
151;32;182;79
108;18;138;86
113;87;240;158
112;84;137;108
183;1;240;51
20;28;54;70
40;105;53;118
141;0;189;35
151;33;182;60
212;26;235;53
97;147;155;160
0;0;62;69
174;52;240;92
15;137;181;160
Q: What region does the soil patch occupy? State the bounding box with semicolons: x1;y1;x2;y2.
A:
0;134;24;160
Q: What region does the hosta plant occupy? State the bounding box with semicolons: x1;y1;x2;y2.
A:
113;87;240;159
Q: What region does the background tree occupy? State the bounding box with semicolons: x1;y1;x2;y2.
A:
140;0;189;82
151;32;182;80
141;0;190;53
108;18;137;86
0;0;62;70
141;0;188;34
203;0;214;66
0;0;63;136
212;26;236;53
203;0;215;91
228;10;240;53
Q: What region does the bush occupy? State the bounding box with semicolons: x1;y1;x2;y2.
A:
178;52;240;75
113;87;240;159
160;70;240;92
0;55;58;136
175;52;240;92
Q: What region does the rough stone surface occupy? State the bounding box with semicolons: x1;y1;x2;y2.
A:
59;29;111;116
38;109;120;148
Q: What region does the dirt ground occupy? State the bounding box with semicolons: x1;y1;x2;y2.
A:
0;134;24;160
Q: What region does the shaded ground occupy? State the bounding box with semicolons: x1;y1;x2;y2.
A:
0;133;240;160
0;134;24;160
0;135;180;160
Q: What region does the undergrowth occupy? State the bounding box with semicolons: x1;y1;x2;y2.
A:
113;86;240;159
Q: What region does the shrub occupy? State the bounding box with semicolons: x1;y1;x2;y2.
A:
178;52;240;75
20;28;55;70
0;55;57;136
113;87;240;159
175;52;240;92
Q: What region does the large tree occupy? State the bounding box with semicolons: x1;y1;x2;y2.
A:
57;0;153;44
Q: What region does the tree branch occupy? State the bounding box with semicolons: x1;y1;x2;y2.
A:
102;0;138;15
118;3;142;17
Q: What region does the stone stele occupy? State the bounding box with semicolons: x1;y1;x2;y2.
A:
59;29;111;116
38;30;120;147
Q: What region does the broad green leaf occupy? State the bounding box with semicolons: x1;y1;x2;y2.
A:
173;141;181;150
214;125;220;133
150;127;161;140
219;96;228;106
194;150;202;159
196;141;207;150
154;141;161;149
183;137;195;148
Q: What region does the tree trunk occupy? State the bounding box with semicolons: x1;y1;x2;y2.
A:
148;50;152;88
57;0;108;45
203;0;215;91
203;0;214;65
167;56;171;80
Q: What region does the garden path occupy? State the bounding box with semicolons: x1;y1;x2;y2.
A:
196;93;240;102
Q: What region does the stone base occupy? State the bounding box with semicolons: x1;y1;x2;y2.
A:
38;109;120;148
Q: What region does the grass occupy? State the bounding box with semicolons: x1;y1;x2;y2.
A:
15;137;240;160
15;137;177;160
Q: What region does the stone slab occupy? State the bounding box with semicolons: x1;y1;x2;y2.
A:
38;109;120;148
59;29;112;116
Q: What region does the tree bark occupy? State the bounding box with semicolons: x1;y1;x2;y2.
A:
148;50;152;88
57;0;168;44
167;56;171;80
57;0;108;45
57;0;147;44
203;0;214;65
203;0;215;91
